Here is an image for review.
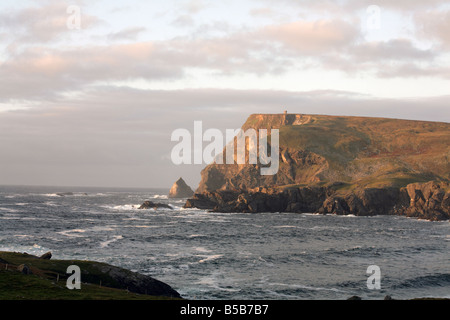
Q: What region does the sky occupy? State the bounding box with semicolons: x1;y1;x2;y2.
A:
0;0;449;189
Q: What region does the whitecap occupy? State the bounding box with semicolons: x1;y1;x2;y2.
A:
274;225;299;229
0;244;52;256
152;195;168;199
56;229;86;238
100;235;123;248
0;207;19;213
194;247;211;253
43;193;60;197
4;195;21;199
198;254;223;263
268;282;347;293
100;204;140;211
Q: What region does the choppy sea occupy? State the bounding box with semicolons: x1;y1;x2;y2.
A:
0;185;449;300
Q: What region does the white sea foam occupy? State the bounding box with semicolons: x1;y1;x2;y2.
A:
0;207;19;213
56;229;86;238
194;246;211;253
0;244;51;257
100;204;140;211
196;274;240;292
100;235;123;248
13;203;29;206
4;195;21;199
268;282;347;293
152;195;168;199
44;201;58;207
198;254;223;263
274;225;299;229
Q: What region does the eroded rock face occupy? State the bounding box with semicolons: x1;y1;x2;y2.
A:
169;178;194;198
184;181;450;220
196;149;328;193
399;181;450;221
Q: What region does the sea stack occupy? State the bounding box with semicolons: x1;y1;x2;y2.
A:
169;177;194;198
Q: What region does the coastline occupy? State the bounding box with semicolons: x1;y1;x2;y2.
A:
0;251;182;300
1;250;448;301
184;180;450;222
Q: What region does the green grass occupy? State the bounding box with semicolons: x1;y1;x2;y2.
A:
0;252;179;300
277;114;449;186
0;269;161;300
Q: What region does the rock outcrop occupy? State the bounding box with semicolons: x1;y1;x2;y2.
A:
185;181;450;220
185;113;449;221
169;178;194;198
39;252;52;260
138;201;173;210
17;264;32;275
196;114;449;192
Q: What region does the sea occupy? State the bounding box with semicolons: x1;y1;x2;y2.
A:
0;185;449;300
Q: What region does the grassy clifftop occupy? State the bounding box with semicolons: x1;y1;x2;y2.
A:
0;251;181;300
197;113;449;192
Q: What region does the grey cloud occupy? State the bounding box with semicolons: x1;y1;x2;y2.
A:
1;1;449;106
257;0;450;11
181;0;211;14
415;9;450;48
351;39;436;61
107;27;147;41
377;64;450;79
256;19;361;55
0;0;101;44
171;15;196;27
0;87;448;188
317;38;440;77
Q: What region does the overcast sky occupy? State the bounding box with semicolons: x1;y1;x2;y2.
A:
0;0;449;189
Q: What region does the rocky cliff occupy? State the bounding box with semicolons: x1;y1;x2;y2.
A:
184;181;450;221
186;113;450;220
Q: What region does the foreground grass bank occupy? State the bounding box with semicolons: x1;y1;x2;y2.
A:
0;251;181;300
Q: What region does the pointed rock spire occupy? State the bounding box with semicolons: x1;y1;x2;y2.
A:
169;177;194;198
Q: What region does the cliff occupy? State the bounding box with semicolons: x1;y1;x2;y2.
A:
187;113;450;220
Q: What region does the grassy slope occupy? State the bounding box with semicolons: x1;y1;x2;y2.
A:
0;252;178;300
244;114;450;190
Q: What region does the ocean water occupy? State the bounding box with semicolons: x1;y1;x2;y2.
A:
0;185;449;300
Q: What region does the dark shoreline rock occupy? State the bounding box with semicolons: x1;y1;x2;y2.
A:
138;201;173;210
184;181;450;221
39;252;52;260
